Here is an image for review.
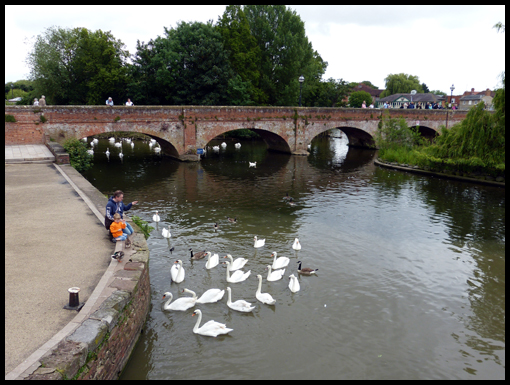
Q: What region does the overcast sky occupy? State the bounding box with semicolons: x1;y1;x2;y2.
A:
4;5;505;94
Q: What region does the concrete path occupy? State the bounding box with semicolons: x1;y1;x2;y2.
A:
4;163;113;375
5;144;55;163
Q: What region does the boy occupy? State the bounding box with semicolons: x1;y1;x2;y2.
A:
110;213;131;247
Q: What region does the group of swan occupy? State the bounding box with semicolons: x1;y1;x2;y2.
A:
249;161;257;167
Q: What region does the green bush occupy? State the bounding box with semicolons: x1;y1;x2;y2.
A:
348;90;373;108
131;216;154;239
5;114;16;122
63;138;93;172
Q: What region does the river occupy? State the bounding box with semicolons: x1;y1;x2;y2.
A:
81;131;505;380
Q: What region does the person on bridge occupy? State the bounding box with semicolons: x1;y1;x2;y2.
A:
38;95;46;106
125;98;134;106
361;100;366;108
105;190;138;245
33;98;39;106
106;97;114;106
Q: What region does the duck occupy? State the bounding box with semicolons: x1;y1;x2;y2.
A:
287;198;296;206
205;253;219;269
234;143;241;149
170;260;185;283
153;211;160;222
213;222;219;231
105;148;110;156
288;274;300;293
271;251;290;270
224;261;251;283
226;287;255;312
256;275;276;305
249;161;257;167
226;216;237;223
196;288;224;304
162;288;196;311
189;248;210;260
191;309;233;337
297;261;318;275
253;236;265;248
283;192;293;201
292;238;301;250
266;265;285;281
223;254;248;271
162;227;171;239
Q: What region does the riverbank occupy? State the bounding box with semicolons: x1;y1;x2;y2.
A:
374;157;505;187
5;161;150;380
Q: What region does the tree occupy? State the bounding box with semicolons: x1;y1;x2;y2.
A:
430;90;447;96
379;73;424;98
216;5;264;105
359;80;378;89
27;26;129;105
349;90;373;108
243;5;327;106
309;78;352;107
421;82;430;93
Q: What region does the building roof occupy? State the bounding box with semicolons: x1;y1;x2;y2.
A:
352;83;385;97
460;94;484;100
377;93;443;103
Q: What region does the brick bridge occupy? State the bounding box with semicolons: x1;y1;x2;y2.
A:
5;106;468;161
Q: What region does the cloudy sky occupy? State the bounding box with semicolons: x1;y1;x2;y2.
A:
4;5;505;94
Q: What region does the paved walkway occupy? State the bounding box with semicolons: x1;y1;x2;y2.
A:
5;144;55;163
4;161;113;375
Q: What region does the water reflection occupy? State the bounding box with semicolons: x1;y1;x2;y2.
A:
79;135;504;380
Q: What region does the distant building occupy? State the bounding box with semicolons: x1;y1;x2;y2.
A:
344;83;385;105
376;93;443;108
458;88;494;110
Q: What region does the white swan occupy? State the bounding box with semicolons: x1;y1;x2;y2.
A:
150;138;157;144
82;137;88;142
105;148;110;156
154;146;161;153
153;211;160;222
253;236;265;248
162;227;171;239
212;145;220;151
192;309;233;337
224;261;251;283
162;289;197;311
92;138;99;144
221;142;227;148
109;137;115;143
234;143;241;148
114;142;122;148
125;138;131;144
119;149;123;159
223;254;248;271
266;265;285;281
86;149;94;155
226;287;255;312
196;288;224;304
130;141;134;149
249;161;257;167
292;238;301;250
271;251;289;270
288;274;300;293
205;253;219;269
90;141;95;147
170;259;185;283
256;274;276;305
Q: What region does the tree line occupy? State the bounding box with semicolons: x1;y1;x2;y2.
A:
11;5;452;107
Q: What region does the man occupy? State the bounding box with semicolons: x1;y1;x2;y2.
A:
105;190;138;245
106;97;114;106
383;101;388;109
39;95;46;106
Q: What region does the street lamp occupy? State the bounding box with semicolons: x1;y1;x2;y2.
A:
298;75;304;107
446;84;455;130
449;84;455;109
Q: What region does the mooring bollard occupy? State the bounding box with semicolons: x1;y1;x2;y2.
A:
63;287;85;311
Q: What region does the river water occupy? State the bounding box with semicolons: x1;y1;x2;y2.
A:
82;132;505;380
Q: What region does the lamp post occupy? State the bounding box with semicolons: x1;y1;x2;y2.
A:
446;84;455;130
449;84;455;109
298;75;304;107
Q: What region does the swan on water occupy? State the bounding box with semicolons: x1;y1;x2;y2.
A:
266;265;286;281
221;142;227;148
292;238;301;250
109;137;115;143
82;137;88;142
162;227;171;239
86;149;94;155
226;287;255;312
234;143;241;148
297;261;318;275
130;141;134;148
119;149;123;159
92;138;99;144
105;148;110;156
162;289;197;311
190;248;209;260
254;236;265;248
114;142;122;148
271;251;289;270
288;274;300;293
192;309;233;337
170;260;185;283
224;261;251;283
249;161;257;167
90;141;95;147
154;146;161;153
205;253;219;269
212;145;220;151
153;211;160;222
125;138;131;144
256;275;276;305
196;288;224;304
223;254;248;271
